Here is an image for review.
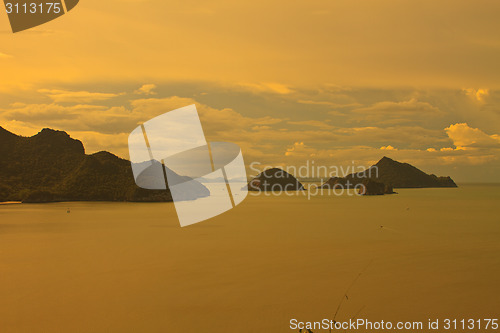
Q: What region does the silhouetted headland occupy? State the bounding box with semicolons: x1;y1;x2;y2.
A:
321;156;457;192
247;168;305;191
0;127;209;203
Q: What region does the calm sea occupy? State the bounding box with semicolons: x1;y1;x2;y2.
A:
1;184;499;332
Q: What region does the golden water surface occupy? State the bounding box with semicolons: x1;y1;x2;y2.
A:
1;185;499;332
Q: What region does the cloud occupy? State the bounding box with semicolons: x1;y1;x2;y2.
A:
239;82;293;94
298;100;361;109
130;96;284;135
287;120;334;130
251;125;271;131
1;103;106;121
352;98;441;115
436;154;498;166
2;85;500;181
38;89;123;103
275;123;500;169
134;84;157;95
0;52;12;59
0;103;139;134
348;98;443;125
285;142;316;157
416;123;500;166
463;88;489;102
445;123;500;149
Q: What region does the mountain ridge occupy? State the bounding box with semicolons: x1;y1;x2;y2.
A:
0;126;208;203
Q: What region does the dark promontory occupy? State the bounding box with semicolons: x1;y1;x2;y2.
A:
0;126;208;203
247;168;305;191
321;156;457;190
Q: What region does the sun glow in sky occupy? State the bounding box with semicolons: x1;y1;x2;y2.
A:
1;0;500;182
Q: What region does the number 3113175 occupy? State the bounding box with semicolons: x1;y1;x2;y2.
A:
5;2;62;14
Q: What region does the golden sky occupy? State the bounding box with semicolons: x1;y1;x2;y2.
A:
1;0;500;182
2;0;500;87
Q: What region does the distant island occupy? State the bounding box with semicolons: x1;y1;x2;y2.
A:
0;126;458;202
320;156;457;191
0;126;208;203
247;168;305;191
246;157;457;195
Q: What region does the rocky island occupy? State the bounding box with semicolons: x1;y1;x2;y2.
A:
320;156;457;195
247;168;305;191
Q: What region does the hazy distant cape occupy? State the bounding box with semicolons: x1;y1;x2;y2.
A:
0;127;208;203
321;156;457;189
